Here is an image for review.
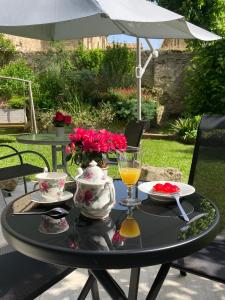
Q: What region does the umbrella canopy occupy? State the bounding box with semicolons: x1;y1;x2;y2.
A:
0;0;221;131
0;0;220;41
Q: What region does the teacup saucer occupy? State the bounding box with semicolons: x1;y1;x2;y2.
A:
31;191;73;205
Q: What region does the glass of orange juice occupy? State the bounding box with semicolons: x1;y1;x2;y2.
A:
118;147;142;206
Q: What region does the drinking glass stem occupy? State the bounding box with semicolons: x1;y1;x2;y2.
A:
127;186;133;200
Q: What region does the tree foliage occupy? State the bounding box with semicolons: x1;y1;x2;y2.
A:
154;0;225;36
152;0;225;115
0;34;15;66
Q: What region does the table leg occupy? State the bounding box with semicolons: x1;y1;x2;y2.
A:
89;270;100;300
146;263;171;300
52;145;57;171
90;269;127;300
128;268;140;300
78;272;98;300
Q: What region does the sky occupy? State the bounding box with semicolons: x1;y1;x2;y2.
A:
108;35;164;50
107;0;164;50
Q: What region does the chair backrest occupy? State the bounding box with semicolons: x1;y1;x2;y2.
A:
189;115;225;232
124;120;145;148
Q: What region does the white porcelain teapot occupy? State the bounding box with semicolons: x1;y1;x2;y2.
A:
74;160;116;219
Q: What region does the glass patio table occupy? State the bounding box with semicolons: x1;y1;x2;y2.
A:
1;180;220;300
16;133;70;174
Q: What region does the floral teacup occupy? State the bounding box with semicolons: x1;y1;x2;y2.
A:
36;172;67;199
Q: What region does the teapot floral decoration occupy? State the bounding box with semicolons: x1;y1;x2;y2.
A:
66;128;127;168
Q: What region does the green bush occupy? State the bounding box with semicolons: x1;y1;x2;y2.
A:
64;68;99;103
141;101;157;121
185;40;225;115
0;34;15;67
64;100;115;129
72;45;104;73
36;63;64;109
32;44;137;111
7;95;27;108
170;115;201;144
0;59;38;99
36;109;55;132
101;44;136;89
100;88;156;122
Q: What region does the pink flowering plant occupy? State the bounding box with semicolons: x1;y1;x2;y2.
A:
66;128;127;168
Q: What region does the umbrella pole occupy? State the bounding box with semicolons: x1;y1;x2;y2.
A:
28;81;38;134
135;39;158;122
136;37;142;121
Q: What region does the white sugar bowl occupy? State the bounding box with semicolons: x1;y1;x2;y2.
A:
74;161;115;219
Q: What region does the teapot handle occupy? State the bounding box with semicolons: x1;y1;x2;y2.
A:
105;182;116;205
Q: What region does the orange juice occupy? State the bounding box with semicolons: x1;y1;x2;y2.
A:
119;216;140;238
119;167;141;186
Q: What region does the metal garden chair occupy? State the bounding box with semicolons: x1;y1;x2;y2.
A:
172;115;225;284
106;120;145;165
0;163;75;299
0;144;50;195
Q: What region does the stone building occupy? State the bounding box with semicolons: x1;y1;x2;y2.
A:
4;34;107;52
161;38;187;51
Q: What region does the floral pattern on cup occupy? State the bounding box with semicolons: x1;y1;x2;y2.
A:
39;215;69;234
39;181;49;192
38;179;65;195
36;172;67;199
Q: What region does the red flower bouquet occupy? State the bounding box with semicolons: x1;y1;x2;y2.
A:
66;128;127;168
53;111;72;127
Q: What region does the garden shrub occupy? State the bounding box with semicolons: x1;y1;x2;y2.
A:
101;44;136;89
185;40;225;115
30;43;137;114
0;34;15;67
64;68;99;103
72;45;104;73
36;109;55;132
102;88;157;122
36;63;65;109
170;115;201;144
63;98;115;130
141;101;157;121
7;95;27;108
0;59;38;99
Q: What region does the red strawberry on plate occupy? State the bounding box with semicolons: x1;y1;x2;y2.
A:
152;182;180;194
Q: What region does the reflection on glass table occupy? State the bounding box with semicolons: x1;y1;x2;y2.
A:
1;179;220;300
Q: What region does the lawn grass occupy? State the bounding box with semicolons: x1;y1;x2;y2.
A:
0;134;194;182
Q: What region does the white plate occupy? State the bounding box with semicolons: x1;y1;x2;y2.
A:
138;181;195;202
31;191;73;205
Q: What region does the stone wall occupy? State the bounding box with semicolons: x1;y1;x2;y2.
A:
142;50;193;125
4;34;107;52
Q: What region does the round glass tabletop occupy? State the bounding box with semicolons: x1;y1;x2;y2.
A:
1;180;220;269
16;134;70;145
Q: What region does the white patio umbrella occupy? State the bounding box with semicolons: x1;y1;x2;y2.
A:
0;0;221;131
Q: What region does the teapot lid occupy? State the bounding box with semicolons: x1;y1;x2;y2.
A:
76;160;112;185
